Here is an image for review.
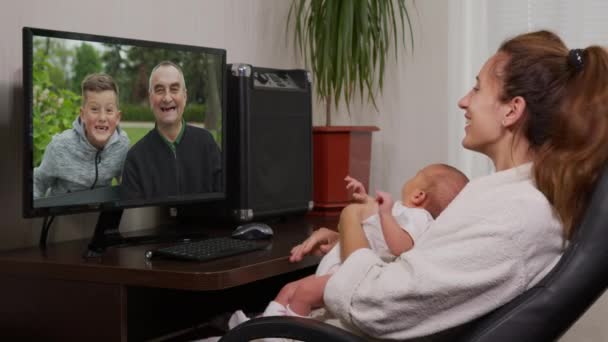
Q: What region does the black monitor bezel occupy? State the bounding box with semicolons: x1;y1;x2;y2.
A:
22;27;227;218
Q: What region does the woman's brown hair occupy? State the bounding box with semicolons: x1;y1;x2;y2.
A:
498;31;608;239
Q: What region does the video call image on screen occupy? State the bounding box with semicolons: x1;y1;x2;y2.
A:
29;31;225;209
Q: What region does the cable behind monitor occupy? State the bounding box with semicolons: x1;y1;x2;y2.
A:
38;215;56;249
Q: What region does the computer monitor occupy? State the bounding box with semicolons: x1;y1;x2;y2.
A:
22;27;227;256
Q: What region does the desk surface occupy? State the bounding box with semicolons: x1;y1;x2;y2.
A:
0;215;337;291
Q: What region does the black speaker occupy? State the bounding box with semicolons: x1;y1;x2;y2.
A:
225;64;313;222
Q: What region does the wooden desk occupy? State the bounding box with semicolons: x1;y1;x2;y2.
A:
0;215;337;341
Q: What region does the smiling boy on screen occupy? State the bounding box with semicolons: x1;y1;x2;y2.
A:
33;73;130;198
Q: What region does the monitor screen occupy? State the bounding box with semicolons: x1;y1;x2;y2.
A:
23;27;226;217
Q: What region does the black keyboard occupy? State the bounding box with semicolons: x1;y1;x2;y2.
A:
145;237;266;262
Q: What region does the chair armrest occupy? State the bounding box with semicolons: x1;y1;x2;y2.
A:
218;316;366;342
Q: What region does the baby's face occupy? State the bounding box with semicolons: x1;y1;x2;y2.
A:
80;90;121;149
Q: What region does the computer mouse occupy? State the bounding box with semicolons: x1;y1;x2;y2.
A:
231;222;274;240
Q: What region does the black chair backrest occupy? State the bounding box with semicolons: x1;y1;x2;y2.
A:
456;164;608;341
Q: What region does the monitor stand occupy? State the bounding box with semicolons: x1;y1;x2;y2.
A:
83;209;209;258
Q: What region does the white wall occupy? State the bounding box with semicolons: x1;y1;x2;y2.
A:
370;0;450;197
0;0;302;250
318;0;451;199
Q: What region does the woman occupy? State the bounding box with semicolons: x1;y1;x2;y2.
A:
290;30;608;340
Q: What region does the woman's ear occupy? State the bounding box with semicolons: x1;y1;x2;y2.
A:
410;189;427;206
503;95;527;127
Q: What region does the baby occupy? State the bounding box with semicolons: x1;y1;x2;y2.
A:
34;73;130;198
231;163;469;323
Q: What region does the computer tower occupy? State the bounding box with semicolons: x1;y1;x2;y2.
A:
225;64;313;222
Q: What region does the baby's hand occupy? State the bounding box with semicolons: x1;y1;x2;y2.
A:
375;191;394;216
345;175;368;202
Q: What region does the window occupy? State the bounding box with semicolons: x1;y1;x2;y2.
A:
488;0;608;50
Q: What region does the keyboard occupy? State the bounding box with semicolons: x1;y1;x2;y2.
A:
145;237;266;262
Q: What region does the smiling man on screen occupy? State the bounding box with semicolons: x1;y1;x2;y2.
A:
121;61;222;200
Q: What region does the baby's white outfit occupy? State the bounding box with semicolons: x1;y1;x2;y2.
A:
316;201;434;276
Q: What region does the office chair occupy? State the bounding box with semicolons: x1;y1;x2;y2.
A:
219;163;608;342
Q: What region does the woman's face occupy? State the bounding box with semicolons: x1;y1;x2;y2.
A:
458;54;512;157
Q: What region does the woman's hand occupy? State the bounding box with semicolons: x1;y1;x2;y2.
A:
289;227;339;263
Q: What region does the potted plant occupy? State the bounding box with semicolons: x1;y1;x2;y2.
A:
288;0;414;215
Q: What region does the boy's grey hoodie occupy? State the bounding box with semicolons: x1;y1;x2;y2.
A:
33;117;130;198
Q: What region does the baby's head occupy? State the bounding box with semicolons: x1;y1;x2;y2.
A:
401;164;469;218
79;73;121;149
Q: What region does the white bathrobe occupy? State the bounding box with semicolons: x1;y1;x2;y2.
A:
323;163;564;340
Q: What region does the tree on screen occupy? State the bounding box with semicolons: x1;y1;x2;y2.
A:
72;43;102;94
32;49;80;167
101;44;132;104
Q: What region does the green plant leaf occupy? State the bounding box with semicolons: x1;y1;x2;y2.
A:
288;0;414;124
